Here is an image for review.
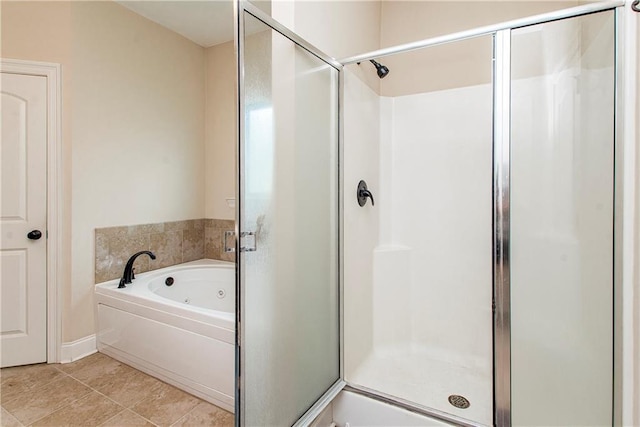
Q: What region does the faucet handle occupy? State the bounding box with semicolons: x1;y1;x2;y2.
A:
357;180;375;207
131;267;136;280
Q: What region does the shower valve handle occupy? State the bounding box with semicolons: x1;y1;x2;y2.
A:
360;189;375;206
357;180;375;207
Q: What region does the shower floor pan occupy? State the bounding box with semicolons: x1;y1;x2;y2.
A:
348;347;492;425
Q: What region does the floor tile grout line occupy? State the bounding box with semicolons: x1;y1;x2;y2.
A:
128;387;202;427
129;408;161;427
23;375;130;427
83;386;160;427
62;371;130;410
71;370;166;412
0;371;76;416
25;391;117;427
62;363;163;426
2;362;112;426
4;356;227;427
96;407;129;427
168;400;203;427
13;358;115;426
22;387;94;427
96;407;159;427
51;364;67;373
1;405;26;427
169;412;190;427
1;365;70;408
28;372;160;427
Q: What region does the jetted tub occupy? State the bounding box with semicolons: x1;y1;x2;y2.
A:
94;259;235;412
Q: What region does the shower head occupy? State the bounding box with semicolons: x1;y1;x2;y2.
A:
370;59;389;79
358;59;390;79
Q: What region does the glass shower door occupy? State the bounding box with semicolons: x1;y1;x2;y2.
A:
236;5;340;427
510;11;615;426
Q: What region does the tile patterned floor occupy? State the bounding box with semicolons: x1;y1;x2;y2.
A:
0;353;234;427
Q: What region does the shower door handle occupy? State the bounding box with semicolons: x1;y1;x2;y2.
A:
239;231;257;253
226;230;258;253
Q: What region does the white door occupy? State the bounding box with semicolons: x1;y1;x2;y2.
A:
1;72;48;367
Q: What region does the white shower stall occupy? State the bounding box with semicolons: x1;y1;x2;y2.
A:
234;2;622;425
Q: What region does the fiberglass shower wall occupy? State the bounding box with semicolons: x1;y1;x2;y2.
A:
344;35;495;425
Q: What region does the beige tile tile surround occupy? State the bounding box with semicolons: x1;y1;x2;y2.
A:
203;219;235;264
0;353;233;427
95;219;235;283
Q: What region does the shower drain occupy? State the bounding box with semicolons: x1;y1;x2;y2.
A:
448;395;470;409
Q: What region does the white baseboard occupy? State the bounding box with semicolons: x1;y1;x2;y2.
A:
60;334;97;363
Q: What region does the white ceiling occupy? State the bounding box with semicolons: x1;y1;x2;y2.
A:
116;0;234;48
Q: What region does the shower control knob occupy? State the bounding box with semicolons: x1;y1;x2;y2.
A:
357;180;375;207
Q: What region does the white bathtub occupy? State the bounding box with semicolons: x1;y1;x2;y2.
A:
94;259;235;412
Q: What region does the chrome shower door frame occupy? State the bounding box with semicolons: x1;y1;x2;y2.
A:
234;1;345;426
492;28;511;427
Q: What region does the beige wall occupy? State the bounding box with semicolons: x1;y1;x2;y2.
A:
273;0;382;93
205;41;236;220
292;0;380;60
2;1;206;342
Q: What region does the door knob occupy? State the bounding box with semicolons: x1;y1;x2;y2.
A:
27;230;42;240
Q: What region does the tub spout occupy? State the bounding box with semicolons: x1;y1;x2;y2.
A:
118;251;156;288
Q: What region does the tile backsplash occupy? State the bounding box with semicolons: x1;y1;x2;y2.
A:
95;218;235;283
203;219;235;263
